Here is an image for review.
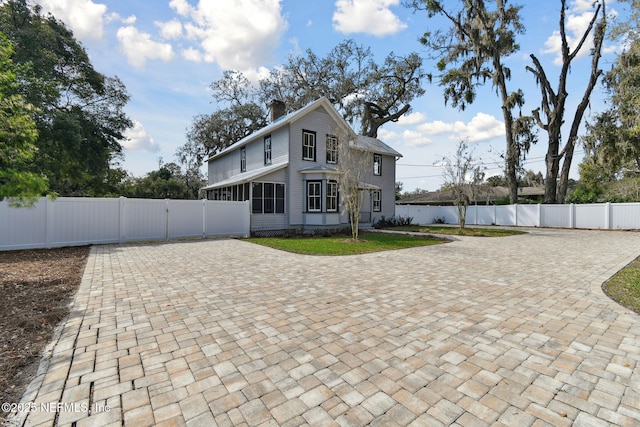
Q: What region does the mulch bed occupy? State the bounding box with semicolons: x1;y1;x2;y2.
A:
0;246;89;421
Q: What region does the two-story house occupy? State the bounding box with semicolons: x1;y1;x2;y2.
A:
202;97;402;233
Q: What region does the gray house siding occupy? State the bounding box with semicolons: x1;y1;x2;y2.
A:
208;152;237;184
287;107;341;227
365;154;397;222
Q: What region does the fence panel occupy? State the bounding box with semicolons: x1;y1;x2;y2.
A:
396;205;434;225
472;206;495;225
540;205;571;228
575;204;606;229
205;200;250;237
168;200;206;239
50;198;121;246
495;205;516;225
517;205;539;227
611;203;640;229
123;199;168;242
0;199;48;250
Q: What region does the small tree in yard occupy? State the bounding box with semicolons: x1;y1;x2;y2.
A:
442;140;485;230
337;134;371;241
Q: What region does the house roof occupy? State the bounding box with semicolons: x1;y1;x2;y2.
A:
354;135;403;158
206;97;355;162
201;162;289;190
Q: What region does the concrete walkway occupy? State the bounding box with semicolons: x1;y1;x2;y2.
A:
7;228;640;426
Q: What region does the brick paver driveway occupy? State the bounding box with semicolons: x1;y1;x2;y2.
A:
8;228;640;426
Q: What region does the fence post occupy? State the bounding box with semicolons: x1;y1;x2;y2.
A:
45;197;54;248
165;199;170;241
514;203;518;226
570;203;575;228
605;202;611;229
244;200;251;237
202;199;207;239
119;196;126;244
537;204;542;227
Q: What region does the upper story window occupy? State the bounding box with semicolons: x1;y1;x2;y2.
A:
373;153;382;176
302;130;316;161
240;147;246;172
326;135;338;164
264;136;272;165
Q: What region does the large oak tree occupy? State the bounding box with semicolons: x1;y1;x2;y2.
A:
181;40;429;169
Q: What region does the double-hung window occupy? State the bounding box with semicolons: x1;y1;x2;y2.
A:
372;190;381;212
240;147;246;172
264;136;272;165
326;135;338;164
373;154;382;176
302;130;316;161
307;181;322;212
326;181;338;212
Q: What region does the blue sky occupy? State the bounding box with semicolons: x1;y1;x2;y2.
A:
33;0;628;192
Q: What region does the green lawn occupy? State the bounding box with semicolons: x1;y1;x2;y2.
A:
246;232;445;255
604;257;640;315
386;225;527;237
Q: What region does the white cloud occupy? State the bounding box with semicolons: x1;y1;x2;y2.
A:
396;112;427;126
156;19;183;40
116;26;175;69
403;129;433;147
542;1;604;65
35;0;107;41
412;112;504;143
379;126;432;147
333;0;407;36
377;128;399;142
169;0;287;73
123;121;160;152
169;0;192;17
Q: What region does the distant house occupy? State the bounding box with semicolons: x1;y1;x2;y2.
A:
397;186;545;206
202;97;402;233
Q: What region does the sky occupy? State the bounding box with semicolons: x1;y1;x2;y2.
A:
31;0;630;192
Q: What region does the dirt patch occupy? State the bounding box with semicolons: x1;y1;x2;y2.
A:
0;246;89;422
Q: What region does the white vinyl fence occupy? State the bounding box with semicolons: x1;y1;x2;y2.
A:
0;197;250;251
396;202;640;230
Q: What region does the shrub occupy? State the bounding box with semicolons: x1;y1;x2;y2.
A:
373;215;414;228
432;216;446;224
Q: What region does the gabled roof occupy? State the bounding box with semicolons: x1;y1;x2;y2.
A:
206;97;355;162
354;135;403;158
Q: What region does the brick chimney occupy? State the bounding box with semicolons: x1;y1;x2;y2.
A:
269;100;286;122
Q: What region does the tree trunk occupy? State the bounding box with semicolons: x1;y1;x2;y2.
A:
543;141;560;203
557;142;575;203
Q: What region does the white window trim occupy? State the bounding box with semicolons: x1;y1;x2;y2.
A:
326;181;338;212
303;130;316;161
307;181;322;212
373;190;381;212
373;154;382;176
